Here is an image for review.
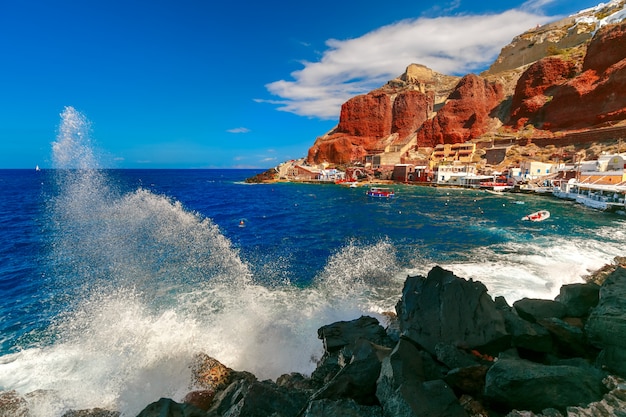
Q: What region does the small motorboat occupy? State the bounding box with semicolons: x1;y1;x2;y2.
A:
366;187;394;198
521;210;550;222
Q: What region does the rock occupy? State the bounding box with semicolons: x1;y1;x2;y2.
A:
434;343;480;370
507;56;578;128
275;372;317;391
136;398;206;417
536;317;589;357
190;353;256;391
317;315;393;356
337;92;393;138
311;339;390;405
183;390;216;411
62;409;120;417
306;88;434;165
376;338;468;416
583;21;626;74
444;366;490;398
484;359;606;413
391;90;433;138
585;266;626;377
0;390;29;417
555;282;600;317
396;266;509;357
496;298;553;354
415;74;503;147
566;375;626;417
205;379;308;417
540;23;626;130
512;298;567;323
303;398;383;417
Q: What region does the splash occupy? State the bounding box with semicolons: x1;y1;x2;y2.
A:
0;108;395;416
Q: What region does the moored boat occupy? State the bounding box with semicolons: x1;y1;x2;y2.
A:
366;187;394;198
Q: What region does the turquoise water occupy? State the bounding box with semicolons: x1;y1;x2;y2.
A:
0;108;625;416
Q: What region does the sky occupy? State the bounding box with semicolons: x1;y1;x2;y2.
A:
0;0;604;169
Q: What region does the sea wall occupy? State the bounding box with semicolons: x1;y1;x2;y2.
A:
3;263;626;417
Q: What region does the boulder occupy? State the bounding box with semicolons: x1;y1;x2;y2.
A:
512;298;567;323
303;398;383;417
396;266;509;356
136;398;206;417
205;379;308;417
311;339;390;405
183;390;216;412
484;359;606;412
317;315;393;355
444;366;490;398
190;353;256;392
585;266;626;377
434;343;480;370
495;297;552;354
555;282;600;317
376;338;467;417
536;317;589;357
0;390;29;417
276;372;318;391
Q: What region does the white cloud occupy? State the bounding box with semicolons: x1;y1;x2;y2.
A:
227;127;251;133
264;8;556;120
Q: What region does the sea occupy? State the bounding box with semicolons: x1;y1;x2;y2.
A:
1;107;625;416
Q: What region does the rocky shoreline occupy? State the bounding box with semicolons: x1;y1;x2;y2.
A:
3;260;626;417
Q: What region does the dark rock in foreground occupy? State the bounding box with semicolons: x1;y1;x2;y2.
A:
4;265;626;417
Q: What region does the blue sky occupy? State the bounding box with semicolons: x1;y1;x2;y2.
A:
0;0;603;169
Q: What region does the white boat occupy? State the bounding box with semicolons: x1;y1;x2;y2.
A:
552;178;579;200
521;210;550;222
574;184;626;212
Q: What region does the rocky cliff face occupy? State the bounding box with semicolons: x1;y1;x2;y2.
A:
306;1;626;166
415;74;504;148
306;65;455;164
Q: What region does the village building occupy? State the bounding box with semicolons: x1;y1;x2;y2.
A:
429;143;476;168
578;154;626;185
433;162;485;186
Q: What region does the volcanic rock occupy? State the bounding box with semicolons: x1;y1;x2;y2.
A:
507;56;578;128
303;399;383;417
512;298;567;323
136;397;206;417
483;358;607;412
555;282;601;317
376;339;467;417
395;266;509;356
415;74;504;147
585;266;626;377
541;21;626;129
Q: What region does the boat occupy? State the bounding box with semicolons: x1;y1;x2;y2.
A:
521;210;550;222
366;187;394;198
574;183;626;212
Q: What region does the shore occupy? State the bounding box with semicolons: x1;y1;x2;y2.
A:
3;258;626;417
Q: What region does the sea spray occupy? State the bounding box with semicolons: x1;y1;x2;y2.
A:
0;108;403;416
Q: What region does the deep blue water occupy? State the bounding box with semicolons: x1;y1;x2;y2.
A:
1;167;625;416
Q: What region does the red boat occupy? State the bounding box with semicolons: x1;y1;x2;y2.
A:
366;187;394;198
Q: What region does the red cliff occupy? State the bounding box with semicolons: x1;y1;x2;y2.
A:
305;9;626;166
415;74;504;147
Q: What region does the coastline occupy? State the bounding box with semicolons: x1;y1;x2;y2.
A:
3;259;626;417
